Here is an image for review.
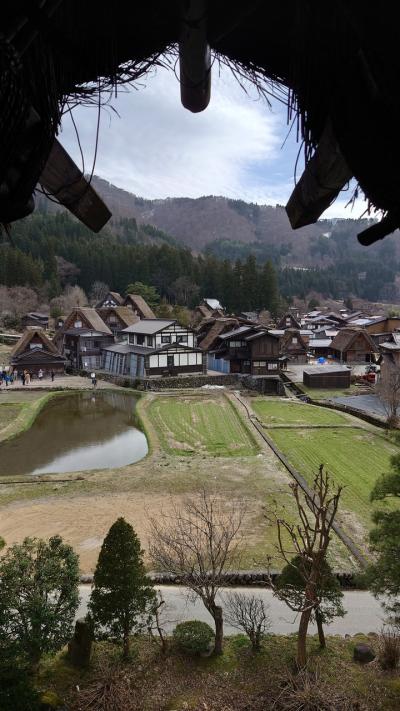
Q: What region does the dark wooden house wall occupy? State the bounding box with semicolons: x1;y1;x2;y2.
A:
303;371;351;389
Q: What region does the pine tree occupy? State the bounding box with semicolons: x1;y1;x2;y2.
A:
260;260;279;315
89;518;155;658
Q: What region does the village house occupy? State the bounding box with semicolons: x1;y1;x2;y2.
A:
330;327;378;363
95;291;124;308
10;328;66;377
194;298;225;322
378;333;400;386
21;312;49;330
123;293;156;319
54;307;114;370
102;319;205;378
277;312;301;330
279;328;309;364
307;338;333;359
211;325;280;375
96;306;139;337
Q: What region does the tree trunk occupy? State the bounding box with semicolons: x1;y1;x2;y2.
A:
315;609;326;648
297;607;312;668
212;605;224;655
123;629;130;659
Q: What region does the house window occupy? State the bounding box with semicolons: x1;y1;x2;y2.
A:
147;336;154;347
286;318;290;325
137;335;145;345
109;315;117;324
292;337;298;344
253;361;265;367
177;335;188;343
268;363;278;370
29;343;43;349
230;340;245;348
74;320;82;328
161;335;171;344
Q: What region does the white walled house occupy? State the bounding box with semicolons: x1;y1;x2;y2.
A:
102;319;206;378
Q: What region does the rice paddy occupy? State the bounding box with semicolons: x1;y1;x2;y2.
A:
148;394;259;456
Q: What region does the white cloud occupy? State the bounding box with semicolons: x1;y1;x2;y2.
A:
59;63;364;218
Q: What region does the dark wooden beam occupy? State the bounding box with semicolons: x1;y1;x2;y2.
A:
179;0;211;113
39;139;111;232
286;120;352;229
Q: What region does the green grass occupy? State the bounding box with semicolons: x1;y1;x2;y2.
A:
298;384;363;400
252;399;347;426
267;426;399;530
148;395;259;457
0;402;23;432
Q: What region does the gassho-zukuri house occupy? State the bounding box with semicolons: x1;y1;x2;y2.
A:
102;319;206;378
10;328;67;376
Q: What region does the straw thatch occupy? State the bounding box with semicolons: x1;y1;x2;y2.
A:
2;3;400;234
54;307;112;344
97;306;139;328
123;294;156;319
330;327;378;354
10;328;61;358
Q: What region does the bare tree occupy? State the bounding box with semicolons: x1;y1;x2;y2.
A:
224;592;271;651
376;368;400;427
269;466;342;668
89;280;110;305
148;490;245;655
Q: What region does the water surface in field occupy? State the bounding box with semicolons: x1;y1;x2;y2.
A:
0;391;147;476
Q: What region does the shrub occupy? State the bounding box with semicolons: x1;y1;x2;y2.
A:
173;620;215;656
378;626;400;669
0;664;40;711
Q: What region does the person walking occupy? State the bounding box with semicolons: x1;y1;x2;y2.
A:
25;370;30;386
38;368;43;382
22;371;26;386
50;370;55;382
91;371;97;388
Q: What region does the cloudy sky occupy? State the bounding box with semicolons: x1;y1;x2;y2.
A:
59;62;363;218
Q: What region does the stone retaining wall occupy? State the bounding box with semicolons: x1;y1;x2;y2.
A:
79;369;284;394
80;570;364;588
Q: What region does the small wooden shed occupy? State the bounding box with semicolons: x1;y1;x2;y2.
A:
303;365;351;389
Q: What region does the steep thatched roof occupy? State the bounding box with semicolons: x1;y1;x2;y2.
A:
198;317;239;351
124;294;156;319
280;328;308;354
11;328;61;357
330;327;378;353
54;307;112;343
97;306;139;327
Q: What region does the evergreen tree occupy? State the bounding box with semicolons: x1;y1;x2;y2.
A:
242;255;258;310
89;518;155;658
125;281;160;309
0;536;79;667
260;260;279;314
367;452;400;620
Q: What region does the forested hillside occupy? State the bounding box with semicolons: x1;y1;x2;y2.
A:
38;176;400;270
0;212;280;313
2;202;399;308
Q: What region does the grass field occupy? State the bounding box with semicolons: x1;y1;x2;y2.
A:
252;399;347;426
298;384;366;400
267;426;399;531
0;402;23;432
148;395;259;456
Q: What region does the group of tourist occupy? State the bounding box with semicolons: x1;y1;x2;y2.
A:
0;367;56;388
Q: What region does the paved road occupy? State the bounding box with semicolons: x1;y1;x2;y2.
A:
78;585;385;636
331;393;386;419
